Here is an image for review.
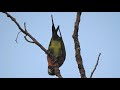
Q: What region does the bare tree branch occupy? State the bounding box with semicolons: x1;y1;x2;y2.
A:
2;12;62;78
90;53;101;78
24;36;34;43
23;22;34;43
24;22;27;32
72;12;87;78
54;63;62;78
15;31;21;43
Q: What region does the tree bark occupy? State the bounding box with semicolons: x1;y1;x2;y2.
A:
72;12;87;78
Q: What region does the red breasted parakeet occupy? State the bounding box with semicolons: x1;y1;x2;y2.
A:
47;15;66;75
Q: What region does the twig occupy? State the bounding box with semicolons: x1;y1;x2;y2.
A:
15;31;21;43
90;53;101;78
23;22;34;43
24;22;27;32
2;12;62;78
24;36;34;43
54;63;63;78
72;12;86;78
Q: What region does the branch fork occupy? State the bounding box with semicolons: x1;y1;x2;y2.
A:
2;12;62;78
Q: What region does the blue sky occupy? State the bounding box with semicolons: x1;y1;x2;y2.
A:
0;12;120;78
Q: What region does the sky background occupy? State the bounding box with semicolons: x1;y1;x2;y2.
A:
0;12;120;78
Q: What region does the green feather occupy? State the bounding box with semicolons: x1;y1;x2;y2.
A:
49;39;62;58
48;15;66;67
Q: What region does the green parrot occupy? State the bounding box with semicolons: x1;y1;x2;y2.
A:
47;15;66;75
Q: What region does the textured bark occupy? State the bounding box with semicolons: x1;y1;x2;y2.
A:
72;12;86;78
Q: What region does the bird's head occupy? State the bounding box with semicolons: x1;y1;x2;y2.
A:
48;66;55;75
